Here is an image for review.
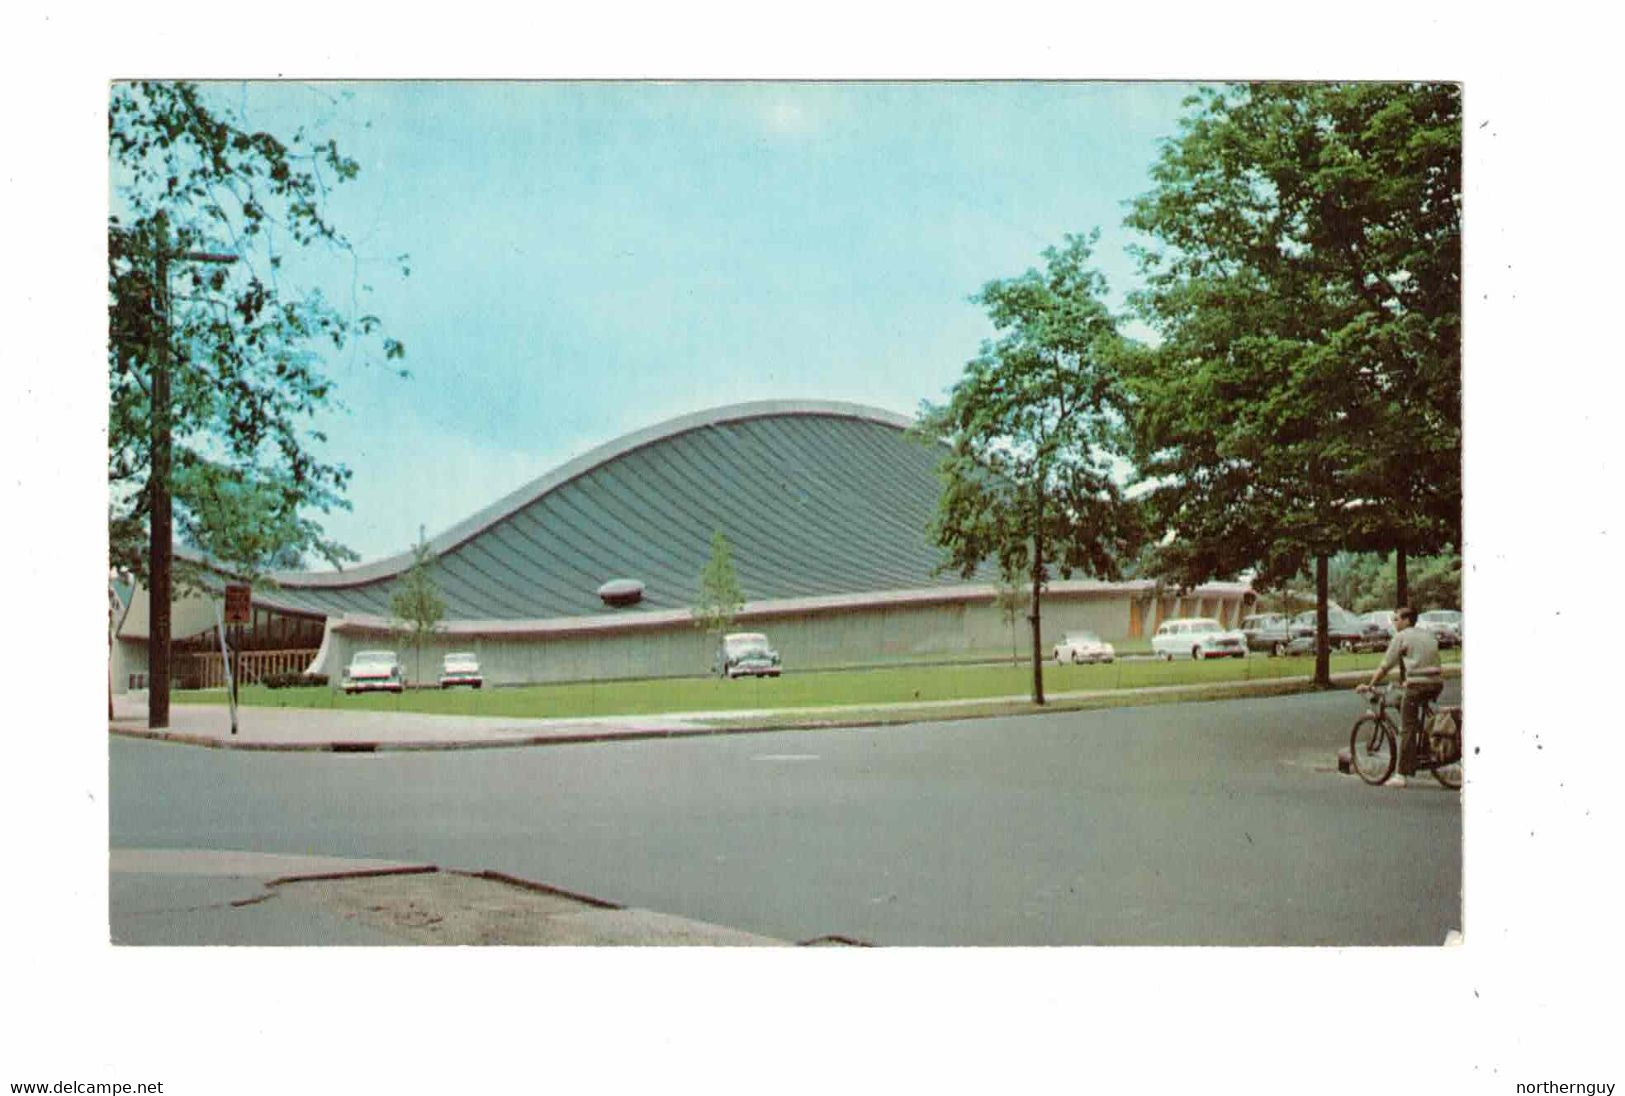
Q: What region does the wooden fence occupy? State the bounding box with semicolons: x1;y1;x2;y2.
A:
184;649;321;689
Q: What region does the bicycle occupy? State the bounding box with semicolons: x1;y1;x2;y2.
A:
1349;684;1463;789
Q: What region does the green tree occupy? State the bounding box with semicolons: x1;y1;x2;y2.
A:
109;81;408;583
389;531;446;687
1122;82;1461;685
917;232;1142;704
1330;550;1460;612
990;568;1032;665
692;530;746;668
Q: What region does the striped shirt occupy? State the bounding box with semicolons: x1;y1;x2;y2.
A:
1376;626;1443;688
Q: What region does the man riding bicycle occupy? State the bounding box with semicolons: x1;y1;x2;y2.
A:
1360;606;1444;776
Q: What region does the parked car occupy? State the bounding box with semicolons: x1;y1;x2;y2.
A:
1151;618;1248;661
717;632;782;679
1239;613;1292;656
1288;608;1375;652
1361;610;1397;650
1053;631;1115;664
1281;632;1318;657
1417;609;1463;648
439;651;483;689
343;650;404;695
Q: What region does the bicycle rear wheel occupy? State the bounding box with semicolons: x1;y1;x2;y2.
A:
1349;715;1397;785
1431;711;1463;789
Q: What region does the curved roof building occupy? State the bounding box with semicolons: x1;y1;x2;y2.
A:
113;398;1252;691
260;399;981;621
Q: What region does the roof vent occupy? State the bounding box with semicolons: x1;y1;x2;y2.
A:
597;578;645;607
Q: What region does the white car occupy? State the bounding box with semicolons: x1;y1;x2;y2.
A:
439;652;483;689
1417;609;1462;648
717;632;781;679
1052;631;1115;664
1151;618;1248;661
342;650;404;694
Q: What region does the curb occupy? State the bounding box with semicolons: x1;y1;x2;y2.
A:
109;721;800;753
111;665;1460;754
457;868;623;910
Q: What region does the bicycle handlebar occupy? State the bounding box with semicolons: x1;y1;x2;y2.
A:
1355;683;1403;706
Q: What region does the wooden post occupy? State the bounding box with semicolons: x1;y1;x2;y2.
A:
139;218;237;731
148;217;172;730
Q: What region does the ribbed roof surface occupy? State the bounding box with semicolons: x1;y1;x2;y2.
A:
261;402;981;621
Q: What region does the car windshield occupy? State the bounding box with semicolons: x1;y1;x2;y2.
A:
1067;632;1101;643
1420;611;1460;623
727;635;771;655
1188;620;1221;633
445;653;476;663
353;651;395;665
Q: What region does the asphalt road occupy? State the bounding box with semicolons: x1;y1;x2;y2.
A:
110;682;1462;945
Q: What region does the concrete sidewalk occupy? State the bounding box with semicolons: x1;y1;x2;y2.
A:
110;668;1422;752
110;693;722;751
110;849;791;946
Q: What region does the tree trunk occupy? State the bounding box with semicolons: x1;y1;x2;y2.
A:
1027;510;1053;699
1029;537;1046;706
1314;553;1332;688
1395;545;1409;608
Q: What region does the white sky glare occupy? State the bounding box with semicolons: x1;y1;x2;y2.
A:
200;80;1194;564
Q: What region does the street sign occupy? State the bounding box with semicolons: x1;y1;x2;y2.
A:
224;583;252;624
214;602;239;736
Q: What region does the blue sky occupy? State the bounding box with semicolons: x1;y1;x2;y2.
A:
217;81;1197;565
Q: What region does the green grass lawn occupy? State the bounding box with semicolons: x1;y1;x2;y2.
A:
173;649;1459;721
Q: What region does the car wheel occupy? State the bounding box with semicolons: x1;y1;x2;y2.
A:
1192;647;1203;661
1272;641;1285;657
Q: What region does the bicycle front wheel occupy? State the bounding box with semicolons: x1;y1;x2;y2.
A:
1350;715;1397;785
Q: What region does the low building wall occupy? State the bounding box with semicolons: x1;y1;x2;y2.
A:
310;583;1251;687
112;638;148;693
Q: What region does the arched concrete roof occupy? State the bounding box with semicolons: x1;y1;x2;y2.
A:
258;399;975;621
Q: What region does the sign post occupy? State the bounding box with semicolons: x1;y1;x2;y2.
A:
220;583;251;736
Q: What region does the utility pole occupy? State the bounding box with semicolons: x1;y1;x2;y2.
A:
141;213;237;730
148;215;172;729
